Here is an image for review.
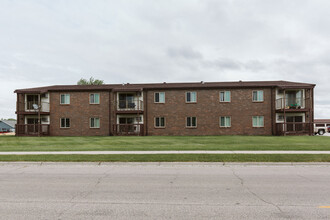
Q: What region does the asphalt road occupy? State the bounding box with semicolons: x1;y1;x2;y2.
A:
0;163;330;220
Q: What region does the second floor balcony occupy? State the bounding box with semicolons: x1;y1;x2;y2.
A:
275;97;309;111
25;101;50;112
116;93;143;112
117;98;143;111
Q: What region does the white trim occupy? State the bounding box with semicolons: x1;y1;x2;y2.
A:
89;93;100;104
185;91;197;103
60;94;70;104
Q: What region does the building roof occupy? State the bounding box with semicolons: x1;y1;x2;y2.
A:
14;80;316;93
0;120;16;128
314;119;330;124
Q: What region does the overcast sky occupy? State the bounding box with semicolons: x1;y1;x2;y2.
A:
1;0;330;119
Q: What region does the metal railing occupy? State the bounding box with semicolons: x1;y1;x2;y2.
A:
16;124;50;136
117;99;143;111
276;122;312;135
275;98;307;110
113;124;144;136
25;101;50;112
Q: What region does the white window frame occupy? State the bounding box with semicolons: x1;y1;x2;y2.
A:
60;94;70;104
60;118;70;128
90;93;100;104
252;90;264;102
220;116;231;127
252;116;264;127
154;117;166;128
186;117;197;128
220;91;231;102
186;91;197;103
154;92;165;103
90;117;100;128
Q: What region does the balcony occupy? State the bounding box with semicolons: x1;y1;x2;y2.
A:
116;99;143;112
276;122;312;136
25;101;50;113
16;124;50;136
275;98;308;111
113;124;144;136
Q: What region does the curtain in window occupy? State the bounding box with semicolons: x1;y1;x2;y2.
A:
190;92;196;102
225;117;231;127
225;91;230;102
159;93;165;103
257;91;263;101
253;117;258;127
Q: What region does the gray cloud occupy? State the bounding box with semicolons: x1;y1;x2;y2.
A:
0;0;330;118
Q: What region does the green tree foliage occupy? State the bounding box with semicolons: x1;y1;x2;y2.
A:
77;77;104;85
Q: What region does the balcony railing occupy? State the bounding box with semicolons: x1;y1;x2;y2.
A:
113;124;144;136
16;124;50;136
275;98;307;110
25;101;50;112
276;122;312;135
117;99;143;111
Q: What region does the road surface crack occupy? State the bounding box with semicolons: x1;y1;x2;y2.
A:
231;167;283;213
57;170;110;219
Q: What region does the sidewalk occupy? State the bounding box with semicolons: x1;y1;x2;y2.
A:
1;150;330;155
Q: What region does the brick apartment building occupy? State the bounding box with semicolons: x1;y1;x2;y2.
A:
14;80;315;136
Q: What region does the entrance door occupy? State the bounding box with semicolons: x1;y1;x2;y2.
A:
286;116;303;132
118;94;134;109
118;117;134;133
27;118;39;134
27;95;39;110
294;116;303;131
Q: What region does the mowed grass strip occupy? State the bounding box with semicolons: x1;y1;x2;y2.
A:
0;135;329;152
0;154;330;162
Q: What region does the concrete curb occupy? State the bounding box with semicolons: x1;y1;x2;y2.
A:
1;150;330;155
1;162;330;166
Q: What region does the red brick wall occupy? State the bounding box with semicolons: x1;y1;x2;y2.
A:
146;88;273;136
49;91;110;136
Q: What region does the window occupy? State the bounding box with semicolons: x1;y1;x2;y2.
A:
252;116;264;127
186;117;197;128
90;118;100;128
186;92;197;103
220;116;231;127
60;94;70;104
252;91;263;102
41;117;49;123
220;91;231;102
155;117;165;128
154;92;165;103
60;118;70;128
90;93;100;104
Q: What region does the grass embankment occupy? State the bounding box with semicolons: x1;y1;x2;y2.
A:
0;154;330;162
0;136;329;151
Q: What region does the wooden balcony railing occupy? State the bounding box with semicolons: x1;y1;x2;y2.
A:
25;101;50;112
16;124;50;136
113;124;144;136
117;99;143;111
276;122;312;136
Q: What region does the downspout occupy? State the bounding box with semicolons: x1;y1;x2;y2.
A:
283;89;286;136
109;90;111;136
38;94;41;137
145;90;148;136
271;87;274;135
16;93;19;136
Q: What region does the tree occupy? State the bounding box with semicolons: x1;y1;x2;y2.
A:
77;77;104;85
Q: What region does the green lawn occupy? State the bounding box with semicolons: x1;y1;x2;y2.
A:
0;135;329;151
0;154;330;162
